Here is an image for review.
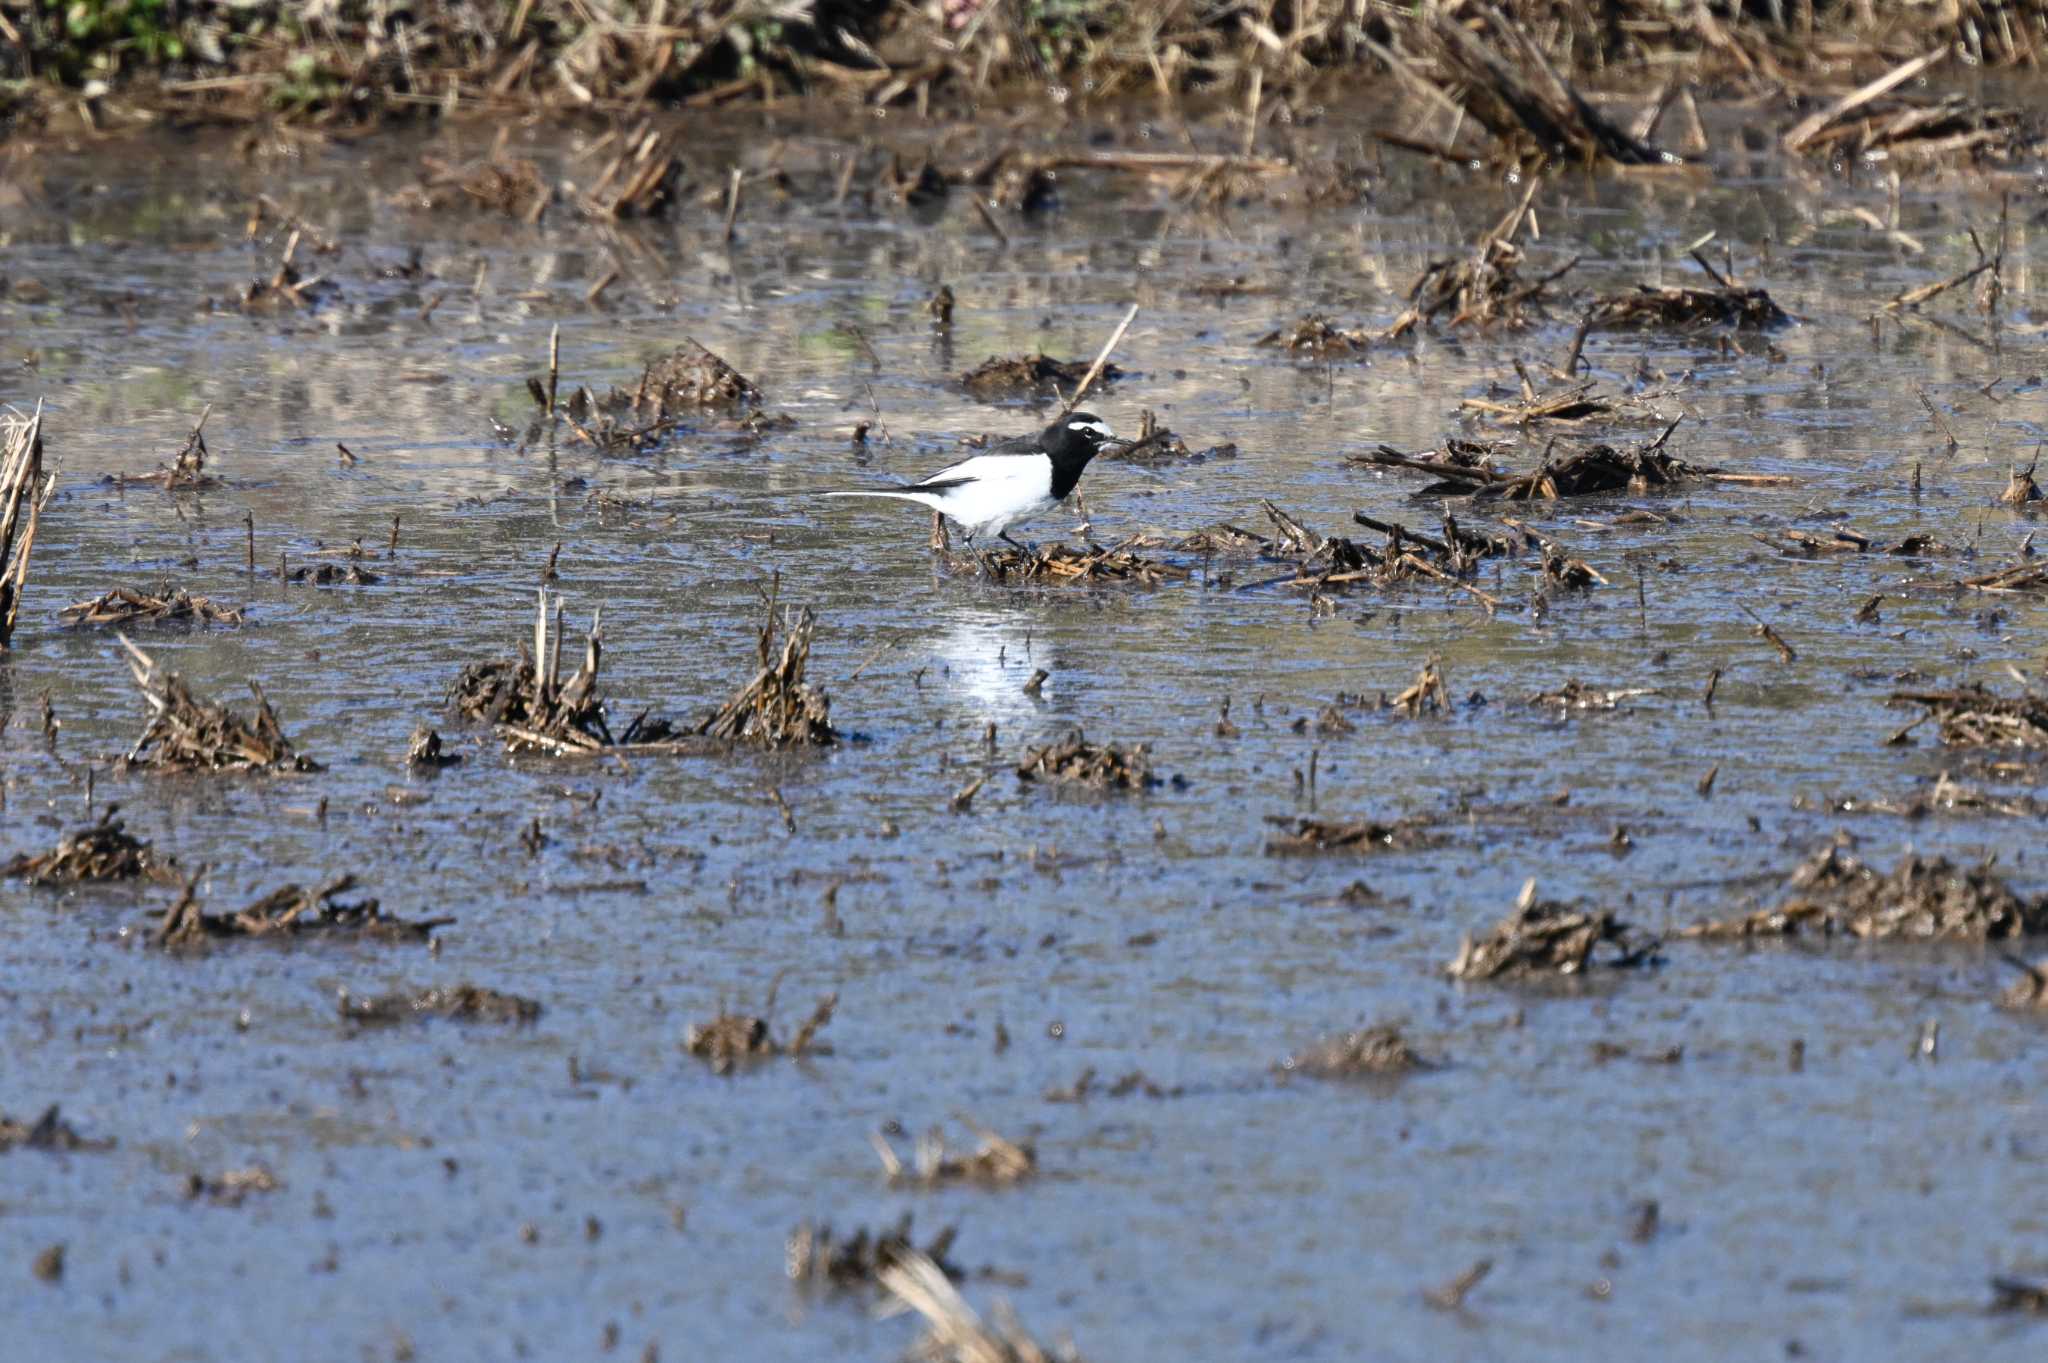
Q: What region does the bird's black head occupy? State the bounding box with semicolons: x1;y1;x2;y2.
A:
1040;412;1117;498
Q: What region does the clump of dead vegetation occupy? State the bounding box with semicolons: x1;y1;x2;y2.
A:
1249;501;1515;612
450;589;681;756
631;340;763;411
1458;367;1655;428
1524;680;1654;711
0;1104;114;1154
1258;314;1372;358
118;637;319;774
942;535;1189;587
184;1166;281;1206
684;986;836;1075
696;586;837;748
880;1251;1083;1363
575;122;688;220
151;870;453;951
1384;5;1682;168
872;1115;1036;1188
960;354;1123;402
1385;180;1574;339
1015;733;1157;791
412;137;551;222
1265;817;1438;856
406;726;459;768
453;586;833;755
788;1214;962;1291
548;339;775;450
1101;410;1236;466
1999;957;2048;1012
1363;420;1789;501
1989;1275;2048;1314
289;562;378;587
1891;684;2048;749
1280;1024;1433;1080
1682;843;2048;942
0;403;52;651
1585;255;1792;332
231;238;338;314
5;811;173;886
1448;880;1661;980
338;983;541;1025
60;584;242;629
1782;49;2046;168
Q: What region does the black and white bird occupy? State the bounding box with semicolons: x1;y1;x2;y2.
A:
823;412;1118;547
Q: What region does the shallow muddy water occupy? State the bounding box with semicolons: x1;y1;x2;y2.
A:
5;109;2048;1361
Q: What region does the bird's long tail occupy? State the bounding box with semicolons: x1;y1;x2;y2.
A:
820;490;942;507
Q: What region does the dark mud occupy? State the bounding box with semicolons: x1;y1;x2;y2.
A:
5;101;2048;1363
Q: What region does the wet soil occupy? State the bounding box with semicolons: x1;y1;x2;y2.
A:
6;102;2048;1361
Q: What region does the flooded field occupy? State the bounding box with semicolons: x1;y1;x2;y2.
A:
6;104;2048;1361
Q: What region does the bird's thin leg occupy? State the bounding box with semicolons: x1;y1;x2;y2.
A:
998;530;1025;552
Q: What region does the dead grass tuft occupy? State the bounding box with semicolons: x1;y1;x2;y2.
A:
118;636;320;774
1682;843;2048;942
5;812;173;886
1448;879;1661;979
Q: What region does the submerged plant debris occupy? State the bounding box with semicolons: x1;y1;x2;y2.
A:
0;1105;114;1154
787;1214;961;1291
118;637;319;774
338;984;541;1026
1280;1024;1433;1080
151;872;452;951
1265;817;1438;856
684;992;836;1075
1258;313;1373;358
872;1115;1036;1187
1448;881;1661;980
60;584;243;629
184;1166;282;1206
412;148;551;222
1526;680;1656;712
1015;732;1157;790
959;353;1123;401
1681;844;2048;942
5;812;171;886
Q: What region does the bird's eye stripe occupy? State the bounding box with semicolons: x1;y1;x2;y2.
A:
1069;419;1114;440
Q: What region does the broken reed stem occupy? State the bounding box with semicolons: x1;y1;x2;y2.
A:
546;323;560;416
722;166;743;243
1062;303;1140;417
972;195;1010;247
0;402;52;650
